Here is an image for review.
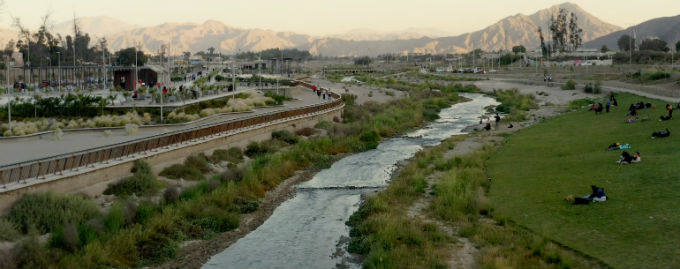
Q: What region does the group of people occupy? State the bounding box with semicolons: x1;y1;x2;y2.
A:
481;113;504;131
312;86;330;100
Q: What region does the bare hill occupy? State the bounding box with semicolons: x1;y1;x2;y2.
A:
584;15;680;51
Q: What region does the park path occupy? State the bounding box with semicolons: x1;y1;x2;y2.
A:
0;87;326;166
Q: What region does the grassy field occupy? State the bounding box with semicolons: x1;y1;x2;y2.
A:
487;93;680;268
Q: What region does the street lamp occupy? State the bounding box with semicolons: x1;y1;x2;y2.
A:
4;55;12;131
57;51;61;94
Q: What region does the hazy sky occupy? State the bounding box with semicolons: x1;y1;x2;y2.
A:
2;0;679;36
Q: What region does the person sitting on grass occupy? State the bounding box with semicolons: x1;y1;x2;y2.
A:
618;151;635;165
483;122;491;131
651;128;670;139
625;115;638;124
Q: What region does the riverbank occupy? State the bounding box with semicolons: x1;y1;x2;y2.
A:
347;80;609;268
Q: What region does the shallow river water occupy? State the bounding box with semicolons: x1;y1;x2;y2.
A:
202;93;498;269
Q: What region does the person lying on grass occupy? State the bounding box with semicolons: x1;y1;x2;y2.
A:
607;142;631;151
618;151;641;165
651;128;670;139
565;185;607;204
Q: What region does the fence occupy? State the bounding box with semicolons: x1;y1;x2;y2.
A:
0;81;342;188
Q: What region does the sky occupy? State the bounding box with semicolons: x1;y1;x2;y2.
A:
2;0;679;36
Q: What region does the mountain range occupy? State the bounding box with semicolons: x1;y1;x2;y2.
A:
584;15;680;51
0;2;639;56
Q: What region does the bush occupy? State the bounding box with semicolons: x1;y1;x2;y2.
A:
359;130;380;150
644;70;670;81
0;218;20;241
219;167;244;182
104;160;163;196
295;127;316;136
159;164;205;181
184;154;212;173
163;187;180;204
193;207;239;233
14;235;54;268
342;94;357;106
136;232;178;265
271;130;299;144
244;141;275;157
583;83;594;93
8;193;100;234
562;80;576;90
211;147;244;163
50;222;80;252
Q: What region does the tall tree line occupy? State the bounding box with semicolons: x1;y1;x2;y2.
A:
538;8;583;57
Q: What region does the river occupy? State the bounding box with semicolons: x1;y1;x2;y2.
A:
202;93;498;269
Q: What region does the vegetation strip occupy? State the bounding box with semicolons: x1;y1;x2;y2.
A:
0;80;469;268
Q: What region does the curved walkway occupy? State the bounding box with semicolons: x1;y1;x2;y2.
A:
0;87;327;166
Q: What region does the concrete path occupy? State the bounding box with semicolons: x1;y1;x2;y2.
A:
0;87;328;166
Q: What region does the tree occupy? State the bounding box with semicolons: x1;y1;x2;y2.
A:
568;12;583;51
354;56;372;66
601;45;609;53
538;27;548;58
549;8;569;52
640;38;668;52
207;47;215;61
618;35;635;52
512;45;527;54
115;47;146;66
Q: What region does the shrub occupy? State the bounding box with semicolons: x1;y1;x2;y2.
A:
104;160;163;196
104;204;126;233
0;218;20;241
562;80;576;90
271;130;299;144
244;141;275;157
8;193;100;234
13;235;54;269
594;81;602;94
184;154;212;173
341;94;357;106
295;127;316;136
50;222;80;252
136;232;178;265
159;164;205;181
644;70;670;81
359;130;380;150
219;167;244;182
583;83;594;93
163;187;180;204
193;206;239;233
211;147;244;163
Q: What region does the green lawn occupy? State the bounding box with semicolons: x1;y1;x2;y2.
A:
487;93;680;268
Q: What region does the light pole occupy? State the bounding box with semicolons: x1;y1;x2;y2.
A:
5;55;12;131
57;52;61;94
135;46;139;91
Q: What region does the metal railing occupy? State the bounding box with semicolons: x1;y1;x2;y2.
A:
0;81;342;187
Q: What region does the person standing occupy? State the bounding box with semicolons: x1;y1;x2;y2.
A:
494;113;501;129
606;99;611;113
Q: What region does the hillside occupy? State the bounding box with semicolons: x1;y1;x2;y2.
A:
584;15;680;51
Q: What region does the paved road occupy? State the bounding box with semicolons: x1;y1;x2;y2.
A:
0;87;329;166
